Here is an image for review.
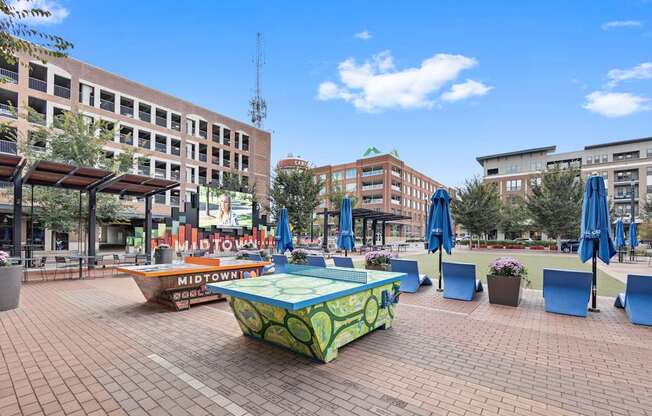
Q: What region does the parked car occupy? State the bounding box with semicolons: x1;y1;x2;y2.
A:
560;240;580;253
513;237;533;243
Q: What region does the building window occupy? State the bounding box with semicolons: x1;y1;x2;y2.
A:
487;168;498;176
505;179;522;192
345;168;356;179
346;182;356;192
602;154;608;163
586;156;592;165
332;171;343;181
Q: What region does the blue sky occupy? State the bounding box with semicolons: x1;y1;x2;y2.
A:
23;0;652;186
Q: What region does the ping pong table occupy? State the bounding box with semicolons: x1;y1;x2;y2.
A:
207;264;405;362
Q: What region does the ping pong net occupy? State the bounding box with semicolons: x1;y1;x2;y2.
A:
285;264;368;284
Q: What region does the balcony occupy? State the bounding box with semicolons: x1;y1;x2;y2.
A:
29;77;47;92
28;112;46;126
362;169;383;177
137;166;150;176
391;185;401;192
363;198;383;205
223;159;231;168
0;139;17;154
391;170;401;178
170;146;181;157
154;168;166;179
154;194;166;204
0;103;16;119
0;68;17;84
170;171;181;181
155;142;166;153
170;196;180;206
120;105;134;118
100;99;114;112
199;153;207;162
199;130;208;140
139;110;151;122
171;119;181;131
138;139;150;150
362;184;383;191
199;176;207;185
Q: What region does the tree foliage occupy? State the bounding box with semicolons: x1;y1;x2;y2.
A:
0;0;73;65
19;111;134;233
451;177;501;244
526;168;583;247
268;168;323;235
499;196;530;239
327;181;358;211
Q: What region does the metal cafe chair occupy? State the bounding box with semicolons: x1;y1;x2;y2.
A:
54;256;75;280
112;254;124;276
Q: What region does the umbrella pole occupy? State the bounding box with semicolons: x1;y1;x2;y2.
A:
437;243;443;292
345;249;347;257
589;242;600;312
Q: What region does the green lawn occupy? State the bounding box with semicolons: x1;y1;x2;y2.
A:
395;251;625;297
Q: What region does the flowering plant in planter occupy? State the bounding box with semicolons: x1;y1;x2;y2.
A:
365;250;394;267
0;250;10;267
487;257;531;307
488;257;530;286
289;248;310;264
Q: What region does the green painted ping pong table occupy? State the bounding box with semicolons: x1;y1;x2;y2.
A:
207;264;405;362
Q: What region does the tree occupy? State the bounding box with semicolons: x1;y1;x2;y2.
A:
451;177;501;247
0;1;73;64
526;168;583;250
499;196;530;240
19;111;134;236
268;168;323;235
327;182;358;211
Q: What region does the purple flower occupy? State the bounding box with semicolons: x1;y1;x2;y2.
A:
489;257;527;277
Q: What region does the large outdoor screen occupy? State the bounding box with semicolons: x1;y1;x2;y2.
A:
198;187;253;229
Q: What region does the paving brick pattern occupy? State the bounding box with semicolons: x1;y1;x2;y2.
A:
1;277;651;416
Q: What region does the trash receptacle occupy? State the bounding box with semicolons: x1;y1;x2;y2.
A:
154;246;174;264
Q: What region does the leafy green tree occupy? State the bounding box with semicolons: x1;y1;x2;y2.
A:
19;111;134;236
499;196;530;240
268;168;323;235
0;0;73;64
328;181;358;211
526;168;583;249
451;177;501;247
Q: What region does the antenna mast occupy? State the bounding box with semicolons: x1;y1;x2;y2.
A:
249;32;267;128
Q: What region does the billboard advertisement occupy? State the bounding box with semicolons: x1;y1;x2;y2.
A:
198;187;253;229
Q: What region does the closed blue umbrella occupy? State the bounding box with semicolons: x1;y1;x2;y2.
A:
426;188;454;291
629;221;638;261
578;175;616;311
336;197;355;256
275;207;293;254
615;218;625;263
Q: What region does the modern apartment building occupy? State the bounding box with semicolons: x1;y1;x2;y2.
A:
476;136;652;239
0;53;271;250
312;148;452;240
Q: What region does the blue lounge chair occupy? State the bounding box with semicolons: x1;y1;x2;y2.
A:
390;259;432;293
246;253;274;274
306;255;327;267
272;254;287;274
543;269;592;317
614;274;652;326
332;256;354;268
442;262;483;301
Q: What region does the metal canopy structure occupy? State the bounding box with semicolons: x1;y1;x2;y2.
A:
0;154;25;183
22;160;116;190
316;208;411;250
10;159;179;264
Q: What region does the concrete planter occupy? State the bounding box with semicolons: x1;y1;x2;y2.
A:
487;274;523;307
0;265;22;311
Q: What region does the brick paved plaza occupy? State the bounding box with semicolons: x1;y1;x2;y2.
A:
1;276;651;416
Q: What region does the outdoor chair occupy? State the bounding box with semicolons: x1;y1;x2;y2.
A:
307;255;327;267
333;256;354;268
442;262;483;301
272;254;287;274
54;256;75;280
35;256;47;281
542;269;592;317
614;274;652;326
390;259;432;293
246;253;274;274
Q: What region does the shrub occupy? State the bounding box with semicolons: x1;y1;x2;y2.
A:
290;248;310;264
365;250;394;266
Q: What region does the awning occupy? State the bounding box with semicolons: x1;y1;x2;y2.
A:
317;208;411;222
0;154;24;183
96;174;179;197
22;160;114;190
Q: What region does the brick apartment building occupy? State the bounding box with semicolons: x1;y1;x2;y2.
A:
312;148;452;241
0;53;271;251
476;137;652;239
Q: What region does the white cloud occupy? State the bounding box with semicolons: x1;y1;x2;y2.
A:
10;0;69;25
441;79;492;102
602;20;642;30
606;62;652;87
583;91;650;117
317;50;490;111
354;31;372;41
